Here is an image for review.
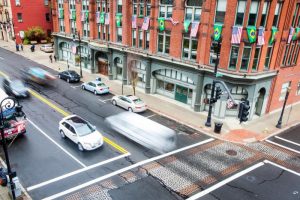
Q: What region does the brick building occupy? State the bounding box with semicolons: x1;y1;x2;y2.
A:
10;0;53;43
0;0;15;42
51;0;300;121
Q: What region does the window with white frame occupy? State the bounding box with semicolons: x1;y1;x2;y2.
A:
98;25;101;39
182;33;198;60
240;45;251;71
159;0;173;18
133;0;151;16
117;0;122;14
292;42;300;65
292;3;300;27
17;13;23;22
97;1;101;11
264;46;273;70
235;0;246;26
69;0;76;10
297;82;300;95
133;0;138;15
83;22;90;37
15;0;20;6
252;46;261;71
260;1;269;27
185;0;202;22
132;29;136;47
102;25;106;40
82;0;89;38
44;0;49;6
279;82;291;101
215;0;227;23
157;31;170;54
117;27;122;42
145;31;150;49
273;2;282;27
58;0;64;32
209;42;217;65
82;0;89;10
248;0;259;26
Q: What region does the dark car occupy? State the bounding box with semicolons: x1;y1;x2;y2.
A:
3;78;29;98
58;70;81;83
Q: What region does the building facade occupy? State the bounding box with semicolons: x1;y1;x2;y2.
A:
10;0;53;43
51;0;300;121
0;0;15;42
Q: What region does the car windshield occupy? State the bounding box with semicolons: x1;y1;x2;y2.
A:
69;71;77;75
97;83;105;87
76;123;95;136
133;98;143;104
11;80;25;90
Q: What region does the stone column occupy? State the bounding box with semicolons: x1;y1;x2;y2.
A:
108;50;113;80
193;74;204;112
144;59;151;94
122;53;128;85
90;48;95;73
54;36;59;59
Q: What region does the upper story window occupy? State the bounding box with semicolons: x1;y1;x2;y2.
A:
44;0;49;6
240;45;252;71
58;0;63;8
45;13;50;22
182;33;198;61
273;2;282;27
159;0;173;18
260;1;269;27
235;0;246;26
117;0;122;14
69;0;76;10
292;3;300;27
157;30;171;54
264;46;273;70
82;0;89;11
15;0;20;6
133;0;151;17
251;46;261;71
248;0;259;26
97;0;109;12
185;0;202;22
228;45;239;70
17;13;23;22
215;0;227;24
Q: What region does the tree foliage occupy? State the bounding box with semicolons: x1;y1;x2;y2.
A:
25;26;46;42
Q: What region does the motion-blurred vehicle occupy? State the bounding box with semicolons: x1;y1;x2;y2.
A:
40;44;53;53
105;112;177;154
0;88;26;140
2;78;29;98
111;95;147;113
22;67;56;85
58;70;81;83
59;115;103;151
81;80;109;95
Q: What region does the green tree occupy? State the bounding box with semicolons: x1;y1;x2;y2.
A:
25;27;46;42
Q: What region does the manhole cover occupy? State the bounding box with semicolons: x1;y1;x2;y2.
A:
226;150;237;156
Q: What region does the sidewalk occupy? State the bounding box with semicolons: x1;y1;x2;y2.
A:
1;40;300;144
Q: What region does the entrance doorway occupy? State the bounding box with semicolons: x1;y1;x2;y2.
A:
255;88;266;116
98;59;108;76
175;85;188;104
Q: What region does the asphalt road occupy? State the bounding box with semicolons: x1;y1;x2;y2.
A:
0;47;210;199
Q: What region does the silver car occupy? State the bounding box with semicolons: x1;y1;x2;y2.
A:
81;80;109;95
111;95;147;112
40;44;53;53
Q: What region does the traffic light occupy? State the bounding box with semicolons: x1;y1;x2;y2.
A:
215;87;222;100
238;101;250;123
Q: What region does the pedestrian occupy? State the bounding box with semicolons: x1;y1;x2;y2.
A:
16;43;19;51
53;55;57;62
20;44;23;51
49;55;53;63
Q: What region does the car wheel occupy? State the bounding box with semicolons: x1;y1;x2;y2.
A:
128;107;133;112
82;85;85;90
94;90;97;95
78;143;84;151
67;78;70;83
58;75;61;79
112;100;117;106
59;130;66;139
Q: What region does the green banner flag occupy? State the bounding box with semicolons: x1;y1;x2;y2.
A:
158;17;165;31
292;27;300;41
100;12;105;24
269;27;278;45
213;23;223;41
85;11;89;21
116;13;122;27
247;26;257;43
183;20;191;33
71;10;76;20
59;9;64;19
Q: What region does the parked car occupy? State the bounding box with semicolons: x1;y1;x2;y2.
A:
2;78;29;98
58;70;81;83
111;95;147;112
81;80;109;95
21;67;56;85
40;44;53;53
58;115;103;151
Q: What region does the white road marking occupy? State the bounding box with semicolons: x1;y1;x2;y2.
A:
102;98;112;102
71;85;81;89
27;118;87;168
186;162;265;200
42;138;215;200
275;136;300;147
27;152;130;191
263;160;300;176
266;139;300;154
146;114;156;118
98;99;106;103
0;57;4;60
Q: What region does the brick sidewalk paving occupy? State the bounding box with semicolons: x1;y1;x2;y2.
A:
1;41;300;144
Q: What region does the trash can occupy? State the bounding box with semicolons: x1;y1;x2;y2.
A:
214;122;223;134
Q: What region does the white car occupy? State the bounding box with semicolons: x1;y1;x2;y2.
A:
81;80;109;95
111;95;147;112
40;44;53;53
59;115;104;151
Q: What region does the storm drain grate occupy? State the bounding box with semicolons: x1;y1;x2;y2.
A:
226;150;237;156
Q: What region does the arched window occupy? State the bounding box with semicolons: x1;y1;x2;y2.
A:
159;0;173;18
185;0;203;22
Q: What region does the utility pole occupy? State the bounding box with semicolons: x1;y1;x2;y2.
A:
276;87;291;128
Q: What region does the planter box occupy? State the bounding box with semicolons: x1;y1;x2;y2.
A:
30;41;38;45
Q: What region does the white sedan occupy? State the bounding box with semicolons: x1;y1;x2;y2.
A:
81;80;109;95
59;115;104;151
111;95;147;113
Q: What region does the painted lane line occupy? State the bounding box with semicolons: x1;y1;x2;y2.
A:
27;152;130;191
0;57;4;60
102;98;112;102
266;139;300;154
275;136;300;147
98;99;106;103
27;118;86;168
42;138;215;200
186;162;265;200
263;160;300;176
0;70;9;79
146;114;156;118
71;86;81;89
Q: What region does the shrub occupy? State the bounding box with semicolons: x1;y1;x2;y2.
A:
23;39;29;45
75;55;81;63
24;27;46;43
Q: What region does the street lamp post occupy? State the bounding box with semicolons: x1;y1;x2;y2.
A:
73;31;82;78
0;97;26;200
276;87;291;128
205;40;221;127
